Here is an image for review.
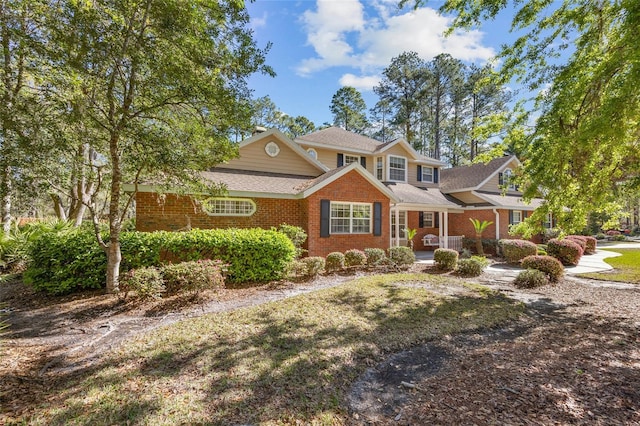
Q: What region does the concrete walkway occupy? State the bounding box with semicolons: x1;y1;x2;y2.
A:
415;241;640;276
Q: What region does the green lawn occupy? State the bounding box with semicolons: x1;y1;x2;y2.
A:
24;273;524;426
579;248;640;284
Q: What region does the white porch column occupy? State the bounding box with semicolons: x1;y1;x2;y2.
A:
493;208;500;240
444;211;449;249
395;208;400;247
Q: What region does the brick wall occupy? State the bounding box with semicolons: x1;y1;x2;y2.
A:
136;192;306;233
306;170;392;257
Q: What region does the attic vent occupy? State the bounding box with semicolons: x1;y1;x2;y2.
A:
253;126;267;135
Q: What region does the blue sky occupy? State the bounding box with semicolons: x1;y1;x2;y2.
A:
245;0;517;127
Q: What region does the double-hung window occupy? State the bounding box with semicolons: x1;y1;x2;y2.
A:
344;155;360;165
388;155;407;182
376;157;383;180
421;166;434;183
330;202;371;234
511;210;523;225
543;213;553;229
423;212;434;227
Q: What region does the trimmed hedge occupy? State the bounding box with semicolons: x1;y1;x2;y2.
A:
301;256;325;276
456;256;490;277
325;252;345;272
364;248;386;266
547;238;583;266
25;228;295;294
344;249;367;267
514;269;549;288
521;255;564;283
388;246;415;266
434;248;458;271
500;239;538;264
567;235;596;255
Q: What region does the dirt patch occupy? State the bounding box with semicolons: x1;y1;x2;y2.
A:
347;274;640;425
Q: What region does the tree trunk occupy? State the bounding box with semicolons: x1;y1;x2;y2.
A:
50;193;68;221
475;233;484;256
105;236;122;294
1;163;12;233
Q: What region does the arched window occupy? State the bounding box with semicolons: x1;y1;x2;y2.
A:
201;198;256;216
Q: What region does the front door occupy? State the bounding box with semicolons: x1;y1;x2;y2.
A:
391;210;407;246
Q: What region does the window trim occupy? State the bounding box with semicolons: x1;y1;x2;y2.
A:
201;197;256;217
330;202;372;234
387;155;407;183
511;210;523;225
421;166;434;183
503;168;516;191
344;154;360;165
376;156;384;180
423;212;434;227
543;212;553;229
391;210;407;239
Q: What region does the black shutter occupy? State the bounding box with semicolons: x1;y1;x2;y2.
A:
419;211;424;228
434;168;439;183
434;212;439;228
337;153;344;167
417;165;423;182
320;200;330;237
373;202;382;236
360;157;367;168
498;172;504;186
508;210;514;225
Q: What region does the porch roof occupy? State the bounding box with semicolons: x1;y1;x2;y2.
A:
385;183;463;209
472;191;545;209
201;168;315;195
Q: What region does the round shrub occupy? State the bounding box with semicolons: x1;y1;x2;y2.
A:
547;238;583;266
434;248;458;271
565;235;587;252
500;239;538;264
301;256;325;276
344;249;367;267
161;259;226;295
325;252;345;272
120;266;165;299
456;256;489;277
388;246;416;266
364;248;386;266
514;269;549;288
521;255;564;283
582;236;597;254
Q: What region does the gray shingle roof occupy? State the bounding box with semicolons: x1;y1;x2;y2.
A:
296;127;383;152
385;183;462;207
474;191;544;209
201;169;316;195
439;155;515;192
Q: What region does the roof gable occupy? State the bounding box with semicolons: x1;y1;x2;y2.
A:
295;127;382;153
440;155;519;193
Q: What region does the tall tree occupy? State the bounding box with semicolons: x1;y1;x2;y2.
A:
417;0;640;234
329;86;369;133
47;0;273;292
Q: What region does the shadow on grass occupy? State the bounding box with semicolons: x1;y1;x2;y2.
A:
14;275;527;425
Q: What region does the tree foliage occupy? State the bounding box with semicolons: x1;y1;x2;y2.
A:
330;86;369;134
420;0;640;234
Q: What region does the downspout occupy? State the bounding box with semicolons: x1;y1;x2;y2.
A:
492;208;500;240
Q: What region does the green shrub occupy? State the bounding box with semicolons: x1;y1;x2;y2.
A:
595;233;606;240
301;256;325;276
500;239;538;264
514;269;549;288
456;256;489;277
547;238;583;266
388;246;415;266
273;223;307;259
25;227;295;294
521;255;564;282
284;260;308;278
613;234;626;241
434;248;458;271
344;249;366;267
120;266;165;299
462;237;499;255
565;235;587;252
325;252;345;272
537;245;547;255
364;248;386;266
161;259;226;295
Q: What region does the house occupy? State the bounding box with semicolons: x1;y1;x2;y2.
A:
130;127;544;256
440;156;546;244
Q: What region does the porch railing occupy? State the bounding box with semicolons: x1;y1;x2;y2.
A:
445;236;464;252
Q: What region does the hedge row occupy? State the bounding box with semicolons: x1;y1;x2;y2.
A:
25;228;295;294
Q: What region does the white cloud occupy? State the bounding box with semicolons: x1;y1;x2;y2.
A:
296;1;496;77
339;73;381;91
250;11;268;30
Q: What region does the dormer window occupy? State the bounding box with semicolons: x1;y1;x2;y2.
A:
388;155;407;182
345;155;360;165
499;168;517;191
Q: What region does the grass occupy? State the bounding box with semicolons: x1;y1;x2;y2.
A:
23;273;524;425
578;248;640;284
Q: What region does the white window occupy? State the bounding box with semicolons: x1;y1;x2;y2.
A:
345;155;360;165
376;157;383;180
388;155;407;182
202;198;256;216
391;211;406;238
330;202;371;234
543;213;553;229
421;166;434;183
423;212;434;227
511;210;523;225
307;148;317;159
503;168;516;190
